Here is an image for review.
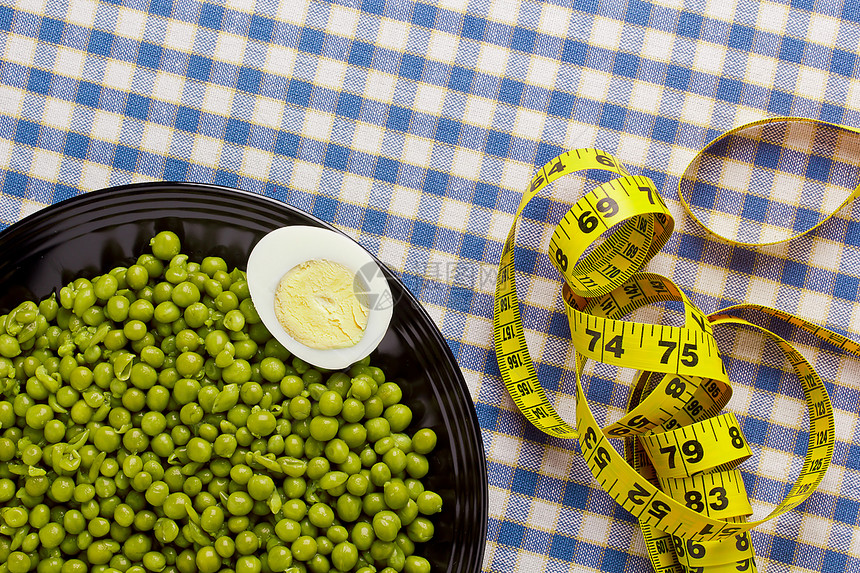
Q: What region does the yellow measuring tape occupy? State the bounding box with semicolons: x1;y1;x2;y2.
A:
493;117;860;573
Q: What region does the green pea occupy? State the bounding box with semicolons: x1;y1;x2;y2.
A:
199;256;227;276
411;428;437;454
142;551;167;572
176;351;204;377
124;265;148;291
211;535;234;559
377;382;402;407
289;396;312;420
338;423;367;450
404;555;432;573
239;298;260;324
375;436;396;455
309;416;339;441
392;433;413;453
73;483;95;504
195;546;220;573
406;517;435;543
383;447;407;474
223;309;246;332
25;403;53;429
154;301;181;323
281;498;307;522
129;299;155;322
106;295;131;322
364;395;385;419
198;505;224;534
339;451;362;475
233;338;258;360
336;493;362;522
307;503;335;529
388;545;407;571
406;452;429;478
123;428;150;453
306;457;330;480
247;409;276;436
183;302;209;328
267;545;293;572
385;404;413;433
8;551;30;573
341;398;365;424
396;498;419;527
290;535;317;562
274;518;302;544
346;473;369;497
359;445;378;467
88;516;111;537
366;417;391;442
247;474;275;501
88;539;119;565
222;359;252;383
350;376;373;401
255;357;284;385
416;491;443;515
281;477;305;500
227;491;254;516
235;530;260;555
214;290;239;313
230;278;250;300
150;231;182;260
351;521;376;551
122;320;148;341
3;506;28;527
184;437;212;463
279;375;304;399
373;510;400;541
384;479;411;510
171;281;201;307
238;555;263;573
212;434;237;459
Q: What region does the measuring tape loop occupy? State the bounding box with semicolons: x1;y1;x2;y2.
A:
639;412;752;479
659;469;752;521
711;304;860;358
573;359;754;543
494;122;844;572
562;273;732;441
705;316;835;505
566;273;712;332
550;175;671;298
678;117;860;247
602;374;700;438
562;274;728;384
495;148;675;440
672;531;757;571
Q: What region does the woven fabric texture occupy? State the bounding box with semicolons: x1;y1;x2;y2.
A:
2;1;860;571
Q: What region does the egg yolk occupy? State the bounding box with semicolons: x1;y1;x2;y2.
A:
274;259;369;349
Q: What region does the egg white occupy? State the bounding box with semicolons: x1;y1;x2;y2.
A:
246;226;393;370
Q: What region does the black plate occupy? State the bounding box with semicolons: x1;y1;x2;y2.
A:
0;182;488;572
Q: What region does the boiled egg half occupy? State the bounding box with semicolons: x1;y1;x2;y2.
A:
247;226;394;370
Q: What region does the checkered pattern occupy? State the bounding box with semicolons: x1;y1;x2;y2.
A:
2;1;860;572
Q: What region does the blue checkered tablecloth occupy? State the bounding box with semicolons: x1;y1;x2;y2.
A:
3;1;860;571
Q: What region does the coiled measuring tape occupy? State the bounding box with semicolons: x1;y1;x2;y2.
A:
493;118;860;573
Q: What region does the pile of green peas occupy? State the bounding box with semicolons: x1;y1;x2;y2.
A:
0;231;443;573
